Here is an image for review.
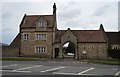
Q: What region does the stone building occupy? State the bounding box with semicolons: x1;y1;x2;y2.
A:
3;3;119;59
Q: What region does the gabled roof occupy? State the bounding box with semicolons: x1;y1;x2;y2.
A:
105;32;119;44
10;33;20;47
21;15;54;28
55;30;106;43
55;30;66;43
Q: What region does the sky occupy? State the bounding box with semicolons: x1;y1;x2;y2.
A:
1;0;119;44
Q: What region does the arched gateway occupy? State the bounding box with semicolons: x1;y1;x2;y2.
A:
59;28;78;59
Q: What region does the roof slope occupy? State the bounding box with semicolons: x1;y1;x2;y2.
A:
105;32;119;44
55;30;66;42
73;30;106;43
55;30;106;43
10;33;20;47
21;15;54;28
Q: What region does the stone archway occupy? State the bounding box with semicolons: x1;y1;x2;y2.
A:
59;28;78;59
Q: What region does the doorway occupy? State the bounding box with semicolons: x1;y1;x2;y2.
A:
54;48;59;58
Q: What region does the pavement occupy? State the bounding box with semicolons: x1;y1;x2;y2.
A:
1;59;120;77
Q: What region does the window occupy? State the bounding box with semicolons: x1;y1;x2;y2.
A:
37;16;47;27
23;34;29;40
36;34;46;40
115;47;118;50
38;20;43;27
35;46;46;53
83;46;86;49
99;46;101;50
92;46;94;49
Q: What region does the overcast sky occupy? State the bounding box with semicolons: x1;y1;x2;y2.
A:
1;0;119;44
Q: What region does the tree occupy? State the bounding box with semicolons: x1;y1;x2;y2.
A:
108;43;120;59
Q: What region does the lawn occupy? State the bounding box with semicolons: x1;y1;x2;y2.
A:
0;57;48;61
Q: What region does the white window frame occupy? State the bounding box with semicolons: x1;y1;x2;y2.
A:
38;20;43;27
37;17;47;27
35;33;47;40
23;33;29;40
35;45;47;53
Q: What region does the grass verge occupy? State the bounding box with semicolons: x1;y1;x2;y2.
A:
83;60;120;65
1;57;120;65
0;57;49;61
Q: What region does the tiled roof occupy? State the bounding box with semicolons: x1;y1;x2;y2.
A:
106;32;119;44
73;30;106;43
55;30;66;43
10;33;20;47
21;15;54;28
55;30;106;43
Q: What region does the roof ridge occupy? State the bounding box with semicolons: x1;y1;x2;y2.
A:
71;30;99;31
105;32;119;33
26;15;53;16
57;30;99;31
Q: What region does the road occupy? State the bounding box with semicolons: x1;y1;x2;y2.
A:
1;59;120;77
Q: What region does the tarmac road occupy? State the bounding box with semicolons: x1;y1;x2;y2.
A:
1;59;120;77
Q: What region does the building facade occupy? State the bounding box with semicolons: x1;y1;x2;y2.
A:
16;3;109;59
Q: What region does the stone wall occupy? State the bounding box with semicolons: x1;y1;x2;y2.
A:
2;46;20;57
61;29;77;45
78;43;108;59
20;31;53;58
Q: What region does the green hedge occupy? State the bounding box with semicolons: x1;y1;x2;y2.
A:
86;60;120;65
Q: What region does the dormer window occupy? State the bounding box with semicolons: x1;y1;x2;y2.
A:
38;19;43;27
36;16;47;27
